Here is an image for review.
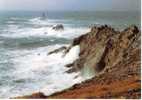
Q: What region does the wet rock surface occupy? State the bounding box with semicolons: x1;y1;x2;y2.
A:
66;25;140;73
52;24;64;31
14;25;141;99
48;46;67;55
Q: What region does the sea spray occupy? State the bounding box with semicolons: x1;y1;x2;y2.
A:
63;45;80;64
81;65;95;80
41;45;83;96
0;44;84;98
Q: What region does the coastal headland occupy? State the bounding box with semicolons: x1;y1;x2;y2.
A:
15;25;141;99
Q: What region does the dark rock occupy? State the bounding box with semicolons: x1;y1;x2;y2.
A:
52;24;64;31
48;46;67;55
66;63;74;68
66;67;77;73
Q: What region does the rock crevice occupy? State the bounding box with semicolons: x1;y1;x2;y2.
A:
66;25;140;76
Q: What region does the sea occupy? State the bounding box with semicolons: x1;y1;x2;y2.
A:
0;11;140;98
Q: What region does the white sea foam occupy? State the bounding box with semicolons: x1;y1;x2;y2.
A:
40;45;82;96
0;17;89;98
47;27;89;39
29;17;48;25
1;17;90;39
1;26;89;39
2;45;83;98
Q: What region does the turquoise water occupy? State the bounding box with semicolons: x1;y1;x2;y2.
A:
0;11;140;98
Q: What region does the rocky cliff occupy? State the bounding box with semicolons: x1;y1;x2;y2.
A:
15;25;141;99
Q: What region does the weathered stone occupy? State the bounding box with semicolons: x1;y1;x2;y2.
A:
48;46;67;55
67;25;140;74
52;24;64;31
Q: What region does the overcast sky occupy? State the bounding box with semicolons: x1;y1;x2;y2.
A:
0;0;140;11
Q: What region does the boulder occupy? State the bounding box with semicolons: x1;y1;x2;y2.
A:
48;46;67;55
52;24;64;31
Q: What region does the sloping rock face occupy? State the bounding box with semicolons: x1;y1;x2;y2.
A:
47;25;141;99
48;46;67;55
14;25;141;99
66;25;140;74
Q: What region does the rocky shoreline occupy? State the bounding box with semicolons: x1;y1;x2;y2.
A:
14;25;141;99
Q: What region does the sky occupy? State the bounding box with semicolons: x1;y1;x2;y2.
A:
0;0;141;11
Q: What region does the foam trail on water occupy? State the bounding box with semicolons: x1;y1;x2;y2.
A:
1;26;89;39
0;16;89;98
41;45;83;96
1;17;90;39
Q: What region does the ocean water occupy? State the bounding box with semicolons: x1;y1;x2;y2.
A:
0;11;140;98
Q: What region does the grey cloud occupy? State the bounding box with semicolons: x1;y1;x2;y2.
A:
0;0;140;11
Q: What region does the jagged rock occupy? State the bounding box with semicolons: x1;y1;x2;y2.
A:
52;24;64;31
67;25;140;74
14;25;141;99
66;63;74;68
48;25;140;99
48;46;67;55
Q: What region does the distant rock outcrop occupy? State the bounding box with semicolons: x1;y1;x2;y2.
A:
52;24;64;31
